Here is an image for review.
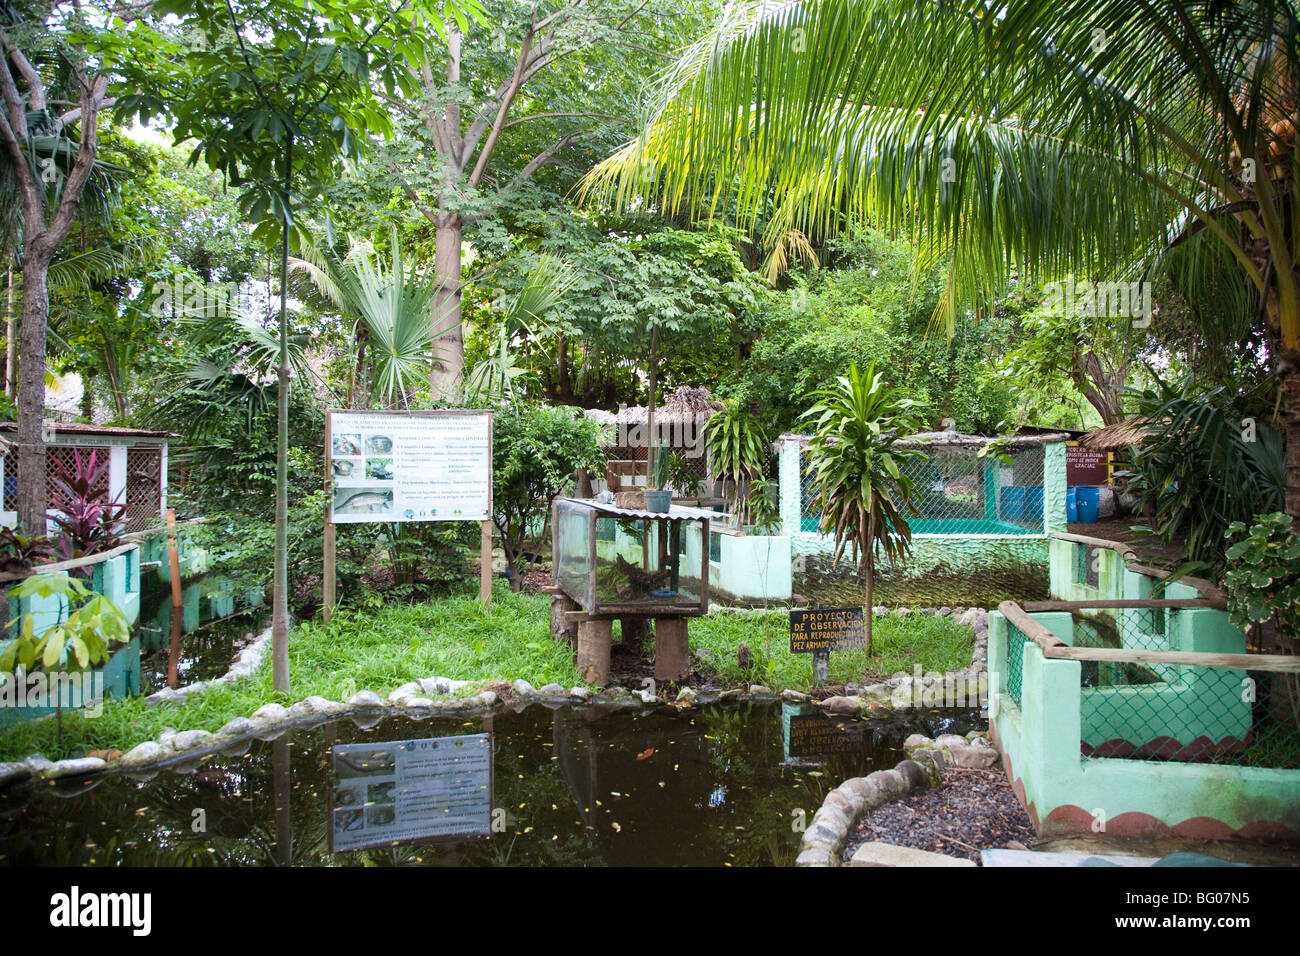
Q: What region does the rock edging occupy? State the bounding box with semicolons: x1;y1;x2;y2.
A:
795;751;944;867
796;728;999;867
143;625;273;706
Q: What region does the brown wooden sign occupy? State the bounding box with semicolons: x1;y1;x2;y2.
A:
790;607;866;654
1066;442;1111;486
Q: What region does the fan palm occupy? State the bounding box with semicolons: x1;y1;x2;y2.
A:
291;229;439;407
584;0;1300;514
801;361;925;652
464;255;577;404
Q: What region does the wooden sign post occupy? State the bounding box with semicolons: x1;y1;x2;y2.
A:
323;409;494;621
789;606;867;687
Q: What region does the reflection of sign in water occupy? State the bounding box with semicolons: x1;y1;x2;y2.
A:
789;607;866;653
330;733;492;853
1066;443;1111;486
327;410;492;524
787;712;866;757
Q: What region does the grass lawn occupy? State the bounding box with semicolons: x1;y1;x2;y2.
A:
0;587;973;762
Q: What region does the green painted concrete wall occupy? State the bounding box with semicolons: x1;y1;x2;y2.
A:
990;608;1299;839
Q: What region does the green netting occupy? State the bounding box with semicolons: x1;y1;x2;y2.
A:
1072;610;1300;769
1007;622;1027;708
800;444;1045;535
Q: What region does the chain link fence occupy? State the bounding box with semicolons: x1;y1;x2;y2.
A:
1007;612;1300;769
800;443;1045;535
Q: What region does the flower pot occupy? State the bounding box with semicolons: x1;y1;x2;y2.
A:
644;489;672;513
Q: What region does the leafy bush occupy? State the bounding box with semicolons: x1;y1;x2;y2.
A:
1125;379;1282;564
493;403;606;585
1223;512;1300;652
0;573;130;672
48;449;127;558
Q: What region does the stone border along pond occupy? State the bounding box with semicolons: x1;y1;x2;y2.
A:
0;605;991;789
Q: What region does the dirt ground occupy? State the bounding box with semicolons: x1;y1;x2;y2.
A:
840;766;1038;865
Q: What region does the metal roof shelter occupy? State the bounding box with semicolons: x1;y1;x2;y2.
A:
0;422;173;533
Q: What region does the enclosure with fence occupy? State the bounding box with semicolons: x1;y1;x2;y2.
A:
990;553;1300;842
778;431;1069;607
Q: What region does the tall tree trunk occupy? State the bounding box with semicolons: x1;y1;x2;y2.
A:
646;325;659;488
1282;357;1300;519
431;211;464;398
272;135;294;694
556;331;572;403
864;491;875;657
5;264;16;399
15;254;50;535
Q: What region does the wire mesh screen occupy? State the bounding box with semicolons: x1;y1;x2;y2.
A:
800;443;1045;535
123;448;162;532
1069;610;1300;769
1007;622;1027;708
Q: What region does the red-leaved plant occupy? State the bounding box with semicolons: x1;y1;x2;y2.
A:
49;449;127;559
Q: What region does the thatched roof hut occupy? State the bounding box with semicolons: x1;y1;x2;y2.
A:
1078;416;1152;452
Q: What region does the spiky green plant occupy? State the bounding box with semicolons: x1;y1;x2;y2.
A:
801;361;925;652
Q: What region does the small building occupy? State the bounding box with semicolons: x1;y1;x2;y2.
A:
0;422;171;533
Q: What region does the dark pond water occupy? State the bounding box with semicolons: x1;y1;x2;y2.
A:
0;701;981;867
139;610;264;695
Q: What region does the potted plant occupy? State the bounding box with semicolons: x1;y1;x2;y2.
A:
644;444;673;513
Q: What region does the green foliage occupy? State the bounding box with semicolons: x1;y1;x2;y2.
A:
0;573;129;673
1125;379;1283;565
747;479;781;535
692;609;973;691
720;232;1020;435
492;403;606;574
0;527;55;574
292;229;437;406
801;361;926;570
1224;513;1300;647
702;402;770;520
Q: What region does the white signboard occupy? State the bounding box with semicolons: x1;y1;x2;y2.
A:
331;733;493;853
327;410;492;524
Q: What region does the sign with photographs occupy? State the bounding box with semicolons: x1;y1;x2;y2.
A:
327;410;492;524
789;607;867;654
330;733;493;853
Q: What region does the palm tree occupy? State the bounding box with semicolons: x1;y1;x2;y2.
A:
464;256;578;405
801;361;924;653
583;0;1300;514
290;229;438;408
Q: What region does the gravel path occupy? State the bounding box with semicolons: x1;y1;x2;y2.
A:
840;767;1037;865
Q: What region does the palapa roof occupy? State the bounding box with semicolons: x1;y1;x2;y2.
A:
1078;416;1152;451
584;386;725;427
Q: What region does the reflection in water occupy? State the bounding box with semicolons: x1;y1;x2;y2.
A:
0;701;980;867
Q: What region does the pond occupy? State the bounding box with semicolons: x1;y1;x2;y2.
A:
0;700;981;867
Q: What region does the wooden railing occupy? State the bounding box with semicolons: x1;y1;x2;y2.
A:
998;599;1300;673
1050;530;1228;605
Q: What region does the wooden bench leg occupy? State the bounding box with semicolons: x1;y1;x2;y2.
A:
577;619;612;686
654;617;690;682
550;593;579;644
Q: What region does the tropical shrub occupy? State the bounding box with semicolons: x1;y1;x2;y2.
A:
1125;380;1283;564
493;404;607;587
702;402;770;522
1223;513;1300;652
801;361;925;651
48;450;126;558
0;573;129;673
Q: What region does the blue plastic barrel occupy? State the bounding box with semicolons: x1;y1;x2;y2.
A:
1000;486;1025;521
1023;487;1044;522
1075;486;1100;523
1066;487;1078;523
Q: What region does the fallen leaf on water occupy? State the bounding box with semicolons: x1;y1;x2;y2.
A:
611;822;621;832
636;748;654;761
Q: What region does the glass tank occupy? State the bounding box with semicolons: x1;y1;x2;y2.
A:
552;498;710;614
